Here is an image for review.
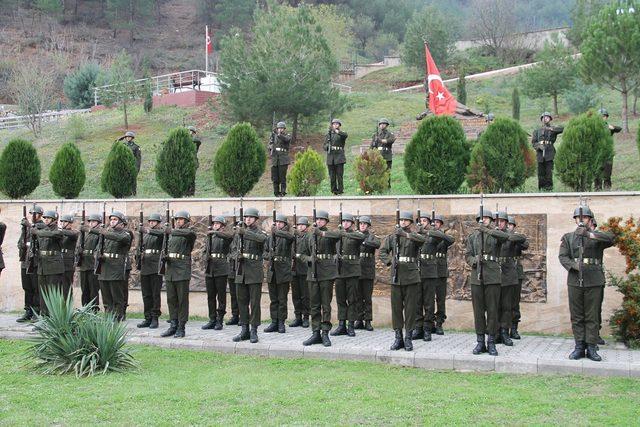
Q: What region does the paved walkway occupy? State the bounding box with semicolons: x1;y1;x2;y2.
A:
1;314;639;378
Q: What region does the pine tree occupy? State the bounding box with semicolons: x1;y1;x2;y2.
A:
100;141;137;198
50;142;86;199
155;128;197;198
287;149;326;197
512;87;521;121
63;63;101;109
0;138;41;199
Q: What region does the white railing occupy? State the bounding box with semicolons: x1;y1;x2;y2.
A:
0;109;91;130
331;82;353;94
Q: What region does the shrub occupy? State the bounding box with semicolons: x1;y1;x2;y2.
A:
287;149;326;197
555;112;611;192
512;87;520;121
354;149;389;195
63;63;101;109
466;117;533;193
405;116;469;194
28;288;137;377
100;141;137;198
213;122;266;197
65;114;88;141
50;142;86;199
0;138;41;199
457;71;467;105
155;128;197;198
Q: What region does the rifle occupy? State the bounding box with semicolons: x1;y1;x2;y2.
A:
19;204;28;262
391;199;400;285
269;111;276;156
431;201;436;227
477;194;484;282
270;202;276;273
311;199;318;280
292;205;297;273
75;203;86;267
135;204;144;271
26;202;38;274
235;199;245;277
94;202;107;275
205;205;213;276
578;198;585;287
355;210;360;230
158;204;170;275
325;114;333;153
337;203;343;273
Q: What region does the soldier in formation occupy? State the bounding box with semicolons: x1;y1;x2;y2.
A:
289;216;310;328
264;213;295;334
137;213;164;329
507;216;528;339
269;122;292;197
202;215;233;330
370;118;396;188
433;214;454;335
77;213;102;310
531;112;563;191
17;205;43;322
32;211;65;315
59;214;78;299
325;119;348;196
355;215;380;331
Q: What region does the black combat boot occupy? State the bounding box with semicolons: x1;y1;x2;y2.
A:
233;324;250;342
500;328;513;346
226;315;239;326
390;329;405;351
597;336;606;346
354;320;364;330
273;183;280;198
280;183;287;197
278;320;286;334
434;323;444;335
289;315;303;327
586;344;602;362
510;323;521;339
137;318;152;328
495;332;503;344
346;321;356;337
321;331;332;347
161;320;178;337
214;318;223;330
201;319;216;330
16;309;33;323
149;316;159;329
249;326;259;343
424;329;432;342
303;330;322;346
472;334;486;355
174;323;186;338
364;320;373;331
487;335;498;356
411;326;424;340
302;315;310;328
264;321;278;333
569;341;586;360
404;333;413;352
330;320;347;336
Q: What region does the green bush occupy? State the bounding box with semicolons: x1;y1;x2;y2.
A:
28;288;137;377
287;149;326;197
405;116;469;194
50;142;86;199
354;149;389;195
512;87;520;121
100;141;137;198
213;122;266;197
555;112;611;192
63;63;101;109
65;114;88;141
155;127;197;198
457;71;467;105
466;117;532;193
0;138;41;199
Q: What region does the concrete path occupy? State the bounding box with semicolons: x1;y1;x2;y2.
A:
1;313;638;378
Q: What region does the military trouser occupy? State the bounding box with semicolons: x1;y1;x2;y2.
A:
568;285;602;345
291;274;310;317
309;280;333;331
141;273;162;319
271;164;288;196
537;160;554;191
38;274;64;316
598;286;605;334
80;270;100;309
499;285;516;329
99;279;126;321
62;270;74;300
21;268;40;315
471;283;501;336
335;276;359;322
268;279;290;321
166;280;190;325
205;275;227;321
415;278;437;330
124;270;130;316
357;278;374;321
237;282;261;327
227;277;239;317
512;279;522;325
391;283;418;331
328;163;344;195
386;160;392;187
435;277;447;325
594;161;613;190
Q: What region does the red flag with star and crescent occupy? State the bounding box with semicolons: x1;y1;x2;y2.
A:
425;42;457;116
206;26;213;54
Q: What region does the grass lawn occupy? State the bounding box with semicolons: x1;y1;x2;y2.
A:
1;339;639;425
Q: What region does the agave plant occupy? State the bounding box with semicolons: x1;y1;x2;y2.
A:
28;288;137;377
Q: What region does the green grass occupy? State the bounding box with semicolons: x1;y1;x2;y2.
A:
1;339;639;425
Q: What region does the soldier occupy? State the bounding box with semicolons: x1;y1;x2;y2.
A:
77;213;102;310
268;122;292;197
119;131;141;195
160;211;197;338
507;216;528;339
231;208;267;344
595;109;621;191
202;215;234;330
225;234;240;326
465;208;509;356
264;213;295;333
380;211;426;351
59;214;79;299
370;118;396;187
433;214;455;335
332;213;365;337
290;216;310;328
355;215;380;331
324;119;348;195
123;228;134;320
559;206;614;362
186;126;202;196
301;210;341;347
590;218;606;346
32;211;65;316
94;211;131;321
531;112;563;191
137;213;164;329
17;205;44;322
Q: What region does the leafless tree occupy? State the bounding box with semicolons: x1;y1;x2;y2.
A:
470;0;518;57
9;60;57;136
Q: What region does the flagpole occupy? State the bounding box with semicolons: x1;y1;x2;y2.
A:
205;25;209;73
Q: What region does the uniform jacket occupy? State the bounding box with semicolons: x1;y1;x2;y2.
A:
60;229;79;272
465;226;510;286
531;125;564;162
436;231;455;278
324;130;348;165
18;219;43;269
359;231;381;280
98;228;132;281
34;223;64;276
515;236;529;281
125;140;142;172
418;228;448;279
77;228;101;272
499;230;527;286
265;227;295;284
559;228;614;288
370;129;396;161
233;224;268;285
140;228;164;276
293;231;309;277
269;132;292;166
338;229;366;278
165;227;197;282
204;228;233;278
379;228;426;286
301;227;341;282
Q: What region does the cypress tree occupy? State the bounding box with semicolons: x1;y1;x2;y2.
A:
457;71;467;105
287;149;326;197
50;142;86;199
354;150;389;195
512;87;521;121
0;138;41;199
155;127;197;198
100;141;137;198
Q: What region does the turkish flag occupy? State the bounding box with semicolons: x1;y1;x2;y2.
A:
206;26;213;54
425;43;456;116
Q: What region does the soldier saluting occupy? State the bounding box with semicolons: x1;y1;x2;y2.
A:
325;119;348;195
531;112;563;191
137;213;164;329
370;118;396;188
186;126;202;196
264;213;295;334
202;215;234;330
269;122;292;197
595;108;621;191
118;131;141;195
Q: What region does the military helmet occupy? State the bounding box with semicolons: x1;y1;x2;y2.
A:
124;131;135;138
276;121;286;129
88;213;102;223
540;112;553;121
486;113;495;122
148;213;162;222
573;205;594;219
43;210;58;220
275;213;288;223
598;108;609;117
507;215;516;226
29;205;44;215
297;216;310;226
358;215;372;225
187;126;196;133
342;213;354;222
331;118;342;126
476;208;494;221
378;118;390;125
497;211;509;221
110;211;127;224
60;214;74;223
433;214;445;224
418;211;431;220
399;211;414;222
213;215;226;225
316;210;329;221
244;207;259;218
173;211;191;221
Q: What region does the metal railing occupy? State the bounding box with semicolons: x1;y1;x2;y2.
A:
0;109;91;130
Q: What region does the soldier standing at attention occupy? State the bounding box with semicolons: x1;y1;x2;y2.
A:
160;211;196;338
370;118;396;188
290;216;311;328
325;119;348;195
232;208;267;344
433;214;454;335
59;214;79;299
269;122;292;197
226;235;240;326
17;205;44;322
301;210;341;347
78;213;102;310
32;211;65;315
595;108;621;191
119;131;141;195
379;211;426;352
507;216;528;340
202;216;233;330
355;215;380;331
186;126;202;196
531;112;563;191
559;205;614;362
465;208;509;356
264;213;295;334
137;213;164;329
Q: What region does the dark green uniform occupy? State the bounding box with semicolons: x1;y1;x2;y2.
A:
97;228;132;320
124;140;141;195
204;228;233;324
435;230;455;329
531;124;563;191
370;128;396;187
265;227;295;324
415;227;447;335
227;238;239;324
233;224;268;327
498;230;527;333
60;229;78;299
140;228;164;322
357;231;381;324
0;222;5;273
335;229;365;326
594;122;621;190
165;227;197;327
34;223;65;315
78;228;101;308
291;230;310;324
186;135;201;196
324;129;348;195
18;219;43;317
512;236;529;329
269;131;292;197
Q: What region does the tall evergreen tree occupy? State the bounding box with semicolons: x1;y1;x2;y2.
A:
50;142;86;199
100;141;137;198
512;87;521;121
63;63;101;109
0;138;41;199
155;128;197;198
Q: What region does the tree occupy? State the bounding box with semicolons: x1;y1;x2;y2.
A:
99;50;139;129
457;71;467;105
401;6;457;70
100;141;137;198
63;63;101;109
105;0;154;45
567;0;607;47
352;15;376;52
354;150;389;194
469;0;518;57
287;149;326;197
308;5;355;63
565;79;599;114
467;117;532;193
9;60;56;136
555;113;611;192
580;2;640;132
405;116;470;194
512;87;520;121
49;142;86;199
520;36;576;115
155;128;197;198
0;138;41;199
213;122;266;197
